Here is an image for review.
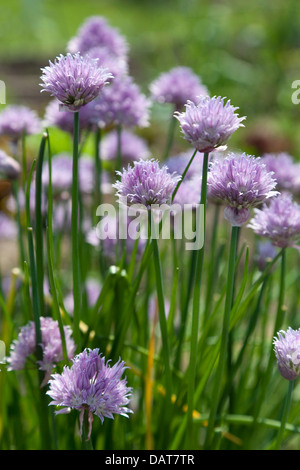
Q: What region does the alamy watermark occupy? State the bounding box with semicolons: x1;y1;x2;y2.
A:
0;80;6;104
95;201;204;251
291;80;300;104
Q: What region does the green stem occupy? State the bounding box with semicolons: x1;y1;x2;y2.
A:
45;130;68;362
275;379;294;450
149;210;172;447
163;109;177;161
71;111;82;350
171;149;197;202
185;151;209;448
35;132;48;318
204;225;239;448
116;124;122;176
249;248;286;435
94;127;102;215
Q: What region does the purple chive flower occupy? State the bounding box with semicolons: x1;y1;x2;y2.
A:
255;240;278;271
274;327;300;380
101;129;150;163
0;105;42;139
85;46;128;79
174;96;246;153
42;153;96;196
150;66;208;110
7;317;76;384
0;211;18;239
0;150;21;180
248;192;300;248
262;152;296;191
90;76;151;129
40;53;113;112
43;99;97;134
207;152;278;226
165;151;204;181
113;159;181;209
67;15;129;59
172;177;201;207
47;348;132;440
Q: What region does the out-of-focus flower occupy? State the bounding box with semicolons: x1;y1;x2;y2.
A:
43;99;96;134
90;76;151;129
40;53;113;112
207;152;278;226
0;150;21;180
42;153;98;196
0;105;42;139
274;327;300;380
262;152;296;191
150;66;208;110
248;192;300;248
67;15;129;59
7;316;76;384
174;96;246;153
255;240;278;271
47;348;132;440
165;151;204;181
101;129;150;163
85;46;128;80
0;211;18;239
114;159;181;209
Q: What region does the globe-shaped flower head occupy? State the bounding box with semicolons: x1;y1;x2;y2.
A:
91;76;151;129
47;348;132;440
40;53;113;112
150;66;209;111
262;152;296;191
207;152;278;226
67;15;128;59
113;159;181;209
274;327;300;381
0;105;42;140
7;316;76;385
248;192;300;248
175;96;246;153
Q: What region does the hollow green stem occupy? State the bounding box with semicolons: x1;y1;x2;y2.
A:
71;111;82;350
163;109;177;161
171;149;197;202
149;210;172;446
275;379;294;450
204;225;240;448
34;132;48;318
185;151;209;448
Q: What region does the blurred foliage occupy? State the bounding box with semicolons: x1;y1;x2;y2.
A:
1;0;300;155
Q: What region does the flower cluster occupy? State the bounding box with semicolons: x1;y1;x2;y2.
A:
47;348;132;440
175;95;246;153
67;15;129;59
40;53;113;112
7;317;76;381
207;152;278;226
274;327;300;381
114;159;181;209
0;105;42;139
248;192;300;248
90;76;151;129
101;129;150;163
150;66;208;110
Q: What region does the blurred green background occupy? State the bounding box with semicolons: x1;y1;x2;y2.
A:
1;0;300;156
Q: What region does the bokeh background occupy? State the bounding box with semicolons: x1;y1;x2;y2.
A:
1;0;300;157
